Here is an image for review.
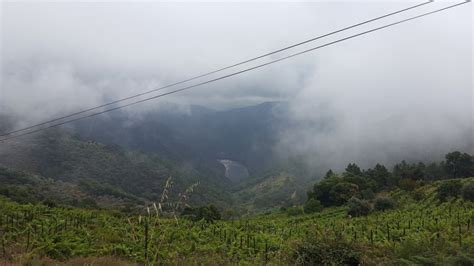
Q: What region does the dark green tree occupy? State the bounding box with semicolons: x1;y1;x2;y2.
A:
461;183;474;201
393;160;424;181
374;196;396;211
436;180;462;202
324;169;335;179
445;151;473;178
424;162;446;180
367;163;391;189
345;163;362;176
307;176;341;207
329;182;359;205
181;204;221;222
347;197;372;217
304;198;323;214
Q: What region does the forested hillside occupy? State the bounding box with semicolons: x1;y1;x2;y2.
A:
0;130;232;209
1;128;472;264
0;125;319;214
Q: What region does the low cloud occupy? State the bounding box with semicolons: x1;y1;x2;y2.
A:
1;1;472;169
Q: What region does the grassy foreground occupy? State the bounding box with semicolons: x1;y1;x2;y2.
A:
1;178;473;265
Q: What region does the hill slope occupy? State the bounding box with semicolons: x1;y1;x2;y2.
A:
0;130;232;208
69;102;303;175
0;177;472;265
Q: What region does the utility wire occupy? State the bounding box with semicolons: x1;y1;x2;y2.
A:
0;0;470;143
0;0;432;137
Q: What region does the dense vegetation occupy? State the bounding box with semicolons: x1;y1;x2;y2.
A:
307;151;474;210
1;176;473;264
1;126;473;265
0;130;232;209
0;129;314;214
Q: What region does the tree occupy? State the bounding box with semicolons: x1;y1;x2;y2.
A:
436;180;462;202
330;182;359;205
359;188;375;200
345;163;362;176
347;197;371;217
343;175;376;191
304;198;323;214
374;196;396;211
308;176;341;207
445;151;473;178
181;205;221;222
461;183;474;201
424;162;445;180
393;161;424;181
287;206;304;216
324;169;335;179
366;164;390;189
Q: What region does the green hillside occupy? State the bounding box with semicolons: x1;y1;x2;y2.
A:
0;130;232;209
1;178;473;265
0;129;317;214
232;172;307;214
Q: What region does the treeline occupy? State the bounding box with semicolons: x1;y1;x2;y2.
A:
307;151;473;209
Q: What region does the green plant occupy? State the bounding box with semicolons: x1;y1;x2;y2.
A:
461;182;474;201
303;198;323;214
412;189;425;201
292;238;362;265
436;180;462;202
286;206;304;216
347;197;371;217
374;196;396;211
181;205;221;222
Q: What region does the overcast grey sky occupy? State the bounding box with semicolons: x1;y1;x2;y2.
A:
1;1;472;168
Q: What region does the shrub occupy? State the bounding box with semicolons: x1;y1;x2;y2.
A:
347;197;371;217
292;238;362;265
359;188;375;200
374;196;396;211
329;182;359;205
181;205;221;222
42;198;57;208
286;206;304;216
461;182;474;201
436;180;462;202
412;189;425;201
304;198;323;214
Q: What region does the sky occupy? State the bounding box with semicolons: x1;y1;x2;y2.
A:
1;1;472;169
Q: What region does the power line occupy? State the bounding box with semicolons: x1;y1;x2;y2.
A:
0;0;470;143
0;1;433;137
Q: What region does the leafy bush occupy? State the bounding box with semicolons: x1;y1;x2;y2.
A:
329;182;359;205
412;189;425;201
286;206;304;216
359;188;375;200
303;198;323;214
42;198;58;208
436;180;462;202
308;176;341;207
292;238;362;265
374;196;396;211
181;205;221;222
347;197;371;217
461;182;474;201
